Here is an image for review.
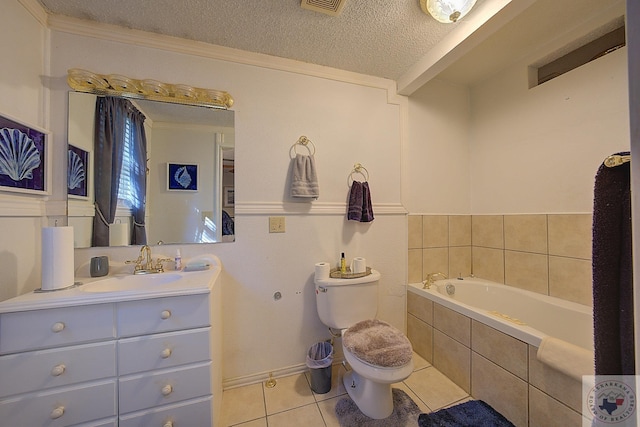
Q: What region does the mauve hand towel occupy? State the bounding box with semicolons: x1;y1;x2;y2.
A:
348;181;363;221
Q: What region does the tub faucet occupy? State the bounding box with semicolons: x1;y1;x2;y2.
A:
423;272;447;289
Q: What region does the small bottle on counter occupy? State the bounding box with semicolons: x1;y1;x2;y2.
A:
340;252;347;274
175;249;182;270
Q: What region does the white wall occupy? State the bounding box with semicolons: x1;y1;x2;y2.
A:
0;1;51;300
469;47;630;214
46;25;406;385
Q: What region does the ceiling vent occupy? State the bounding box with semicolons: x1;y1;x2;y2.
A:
301;0;348;16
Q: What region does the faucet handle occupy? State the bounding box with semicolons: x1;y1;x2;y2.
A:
154;258;172;272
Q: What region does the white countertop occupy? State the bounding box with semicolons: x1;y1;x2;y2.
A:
0;255;221;314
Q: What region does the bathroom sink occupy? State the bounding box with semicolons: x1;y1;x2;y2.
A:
80;273;182;293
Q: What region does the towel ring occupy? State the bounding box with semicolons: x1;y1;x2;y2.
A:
289;135;316;158
348;163;369;186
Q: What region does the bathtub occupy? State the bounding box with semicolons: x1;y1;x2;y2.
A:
408;277;593;351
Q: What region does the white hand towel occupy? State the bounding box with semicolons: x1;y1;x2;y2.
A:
536;336;594;381
290;154;319;198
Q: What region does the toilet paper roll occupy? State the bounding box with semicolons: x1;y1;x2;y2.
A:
109;222;129;247
41;227;75;291
315;262;331;280
351;257;367;274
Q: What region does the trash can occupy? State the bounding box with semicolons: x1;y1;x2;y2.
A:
306;341;333;394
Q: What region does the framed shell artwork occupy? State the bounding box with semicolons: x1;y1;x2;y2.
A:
167;162;198;191
67;144;88;199
0;113;49;195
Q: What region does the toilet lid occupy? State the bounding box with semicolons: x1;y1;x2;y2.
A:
343;319;413;368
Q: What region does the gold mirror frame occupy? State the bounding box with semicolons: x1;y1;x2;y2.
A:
67;68;233;109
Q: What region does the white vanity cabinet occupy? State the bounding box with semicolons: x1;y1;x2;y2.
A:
0;263;223;427
0;304;118;426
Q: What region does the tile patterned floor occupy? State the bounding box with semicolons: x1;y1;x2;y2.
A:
220;353;471;426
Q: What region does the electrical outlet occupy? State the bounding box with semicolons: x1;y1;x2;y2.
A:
269;216;285;233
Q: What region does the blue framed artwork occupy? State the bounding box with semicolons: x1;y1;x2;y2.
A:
167;162;198;191
0;113;49;195
67;144;88;198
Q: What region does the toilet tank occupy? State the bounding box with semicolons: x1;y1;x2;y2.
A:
314;270;381;329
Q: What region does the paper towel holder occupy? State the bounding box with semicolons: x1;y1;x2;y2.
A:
34;282;83;293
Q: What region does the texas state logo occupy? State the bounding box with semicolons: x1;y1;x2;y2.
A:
587;379;636;424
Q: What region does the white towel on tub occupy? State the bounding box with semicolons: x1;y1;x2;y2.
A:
537;336;594;381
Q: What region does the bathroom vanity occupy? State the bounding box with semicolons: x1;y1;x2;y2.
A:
0;256;222;427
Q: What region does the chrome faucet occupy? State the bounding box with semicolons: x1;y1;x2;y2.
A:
126;245;171;274
423;272;447;289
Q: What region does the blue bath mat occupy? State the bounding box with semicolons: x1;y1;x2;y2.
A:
418;400;515;427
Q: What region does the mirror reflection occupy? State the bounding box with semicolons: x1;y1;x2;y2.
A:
67;92;235;248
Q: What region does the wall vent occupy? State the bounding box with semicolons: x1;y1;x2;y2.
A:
301;0;348;16
535;24;626;86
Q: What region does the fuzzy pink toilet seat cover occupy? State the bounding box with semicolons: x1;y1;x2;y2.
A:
343;319;413;367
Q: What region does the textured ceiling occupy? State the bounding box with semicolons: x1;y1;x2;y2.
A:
37;0;461;80
36;0;625;86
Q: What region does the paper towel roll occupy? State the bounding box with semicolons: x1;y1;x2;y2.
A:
41;227;75;291
351;257;366;274
315;262;331;280
109;222;129;246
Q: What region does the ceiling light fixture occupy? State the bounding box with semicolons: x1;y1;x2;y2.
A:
420;0;477;23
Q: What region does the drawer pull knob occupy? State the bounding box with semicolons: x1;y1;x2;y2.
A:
160;310;172;320
50;406;65;419
51;322;65;333
51;364;66;376
161;348;172;359
161;384;173;396
163;421;174;427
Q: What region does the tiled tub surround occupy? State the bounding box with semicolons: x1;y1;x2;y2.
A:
407;286;590;426
408;214;592;306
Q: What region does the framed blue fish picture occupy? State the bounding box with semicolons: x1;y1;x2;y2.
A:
167;162;198;191
0;113;49;195
67;144;88;198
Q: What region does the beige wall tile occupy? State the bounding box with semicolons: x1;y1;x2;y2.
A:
504;250;549;294
449;246;472;278
449;215;471;246
433;330;471;393
528;345;583;412
408;249;423;284
423;247;449;279
549;256;593;306
529;385;582;427
423;215;449;248
504;214;548;254
471;321;528;380
471;353;528;427
434;304;471;346
472;215;504;249
407;291;433;325
472;247;505;283
407;314;433;363
408;215;423;249
548;214;592;259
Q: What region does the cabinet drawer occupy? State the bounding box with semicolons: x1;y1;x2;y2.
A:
119;362;211;414
117;294;209;337
0;341;116;398
119;396;212;427
0;379;116;426
118;328;210;375
0;304;115;354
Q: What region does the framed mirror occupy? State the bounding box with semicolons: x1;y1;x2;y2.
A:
67;91;235;248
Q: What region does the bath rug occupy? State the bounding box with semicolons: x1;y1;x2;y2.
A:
418;400;515;427
335;388;421;427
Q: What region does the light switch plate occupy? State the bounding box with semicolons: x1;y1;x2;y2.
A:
269;216;285;233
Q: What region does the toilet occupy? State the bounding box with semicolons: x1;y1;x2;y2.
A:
314;269;413;419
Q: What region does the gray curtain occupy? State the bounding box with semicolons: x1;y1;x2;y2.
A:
128;106;147;245
92;97;147;246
